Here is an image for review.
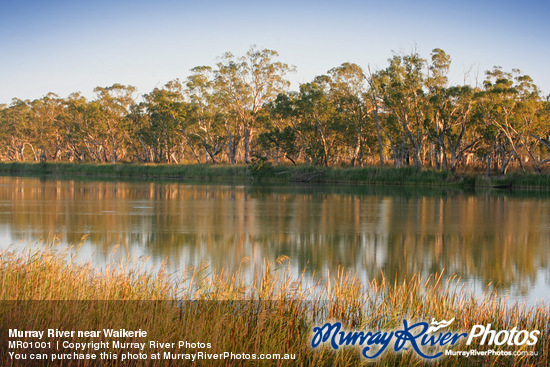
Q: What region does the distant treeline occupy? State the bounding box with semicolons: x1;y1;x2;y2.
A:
1;47;549;174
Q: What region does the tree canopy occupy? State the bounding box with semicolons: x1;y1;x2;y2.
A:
1;46;549;173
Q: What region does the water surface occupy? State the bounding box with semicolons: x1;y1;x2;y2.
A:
1;176;549;303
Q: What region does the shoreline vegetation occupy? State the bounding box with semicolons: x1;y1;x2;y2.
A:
2;47;550;179
0;244;548;366
2;162;550;190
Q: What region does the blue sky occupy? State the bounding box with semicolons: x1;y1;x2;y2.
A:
1;0;549;104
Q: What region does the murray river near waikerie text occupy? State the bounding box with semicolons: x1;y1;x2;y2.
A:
1;175;549;304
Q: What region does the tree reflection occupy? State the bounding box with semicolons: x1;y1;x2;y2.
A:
0;176;548;299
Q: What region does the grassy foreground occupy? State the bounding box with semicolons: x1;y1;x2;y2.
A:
2;161;550;189
0;245;548;366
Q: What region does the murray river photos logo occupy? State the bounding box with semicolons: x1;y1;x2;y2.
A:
310;318;540;360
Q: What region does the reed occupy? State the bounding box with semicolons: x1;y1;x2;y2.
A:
0;244;548;366
3;162;550;190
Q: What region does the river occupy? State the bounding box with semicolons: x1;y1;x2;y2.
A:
0;175;548;303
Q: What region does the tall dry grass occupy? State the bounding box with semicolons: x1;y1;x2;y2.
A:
0;244;547;366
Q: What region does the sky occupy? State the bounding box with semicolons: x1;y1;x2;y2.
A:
1;0;549;104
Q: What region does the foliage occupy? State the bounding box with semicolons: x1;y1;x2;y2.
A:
247;154;274;180
0;244;548;366
1;47;549;174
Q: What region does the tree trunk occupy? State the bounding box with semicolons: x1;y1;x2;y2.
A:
226;122;236;165
243;127;251;164
373;104;384;167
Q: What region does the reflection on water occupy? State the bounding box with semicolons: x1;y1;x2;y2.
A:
0;176;549;303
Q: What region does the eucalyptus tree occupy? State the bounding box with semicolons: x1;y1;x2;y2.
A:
326;63;371;166
366;68;387;166
377;52;428;167
0;98;31;160
262;92;301;165
213;46;294;163
476;67;542;174
77;96;114;162
441;85;477;171
294;77;340;166
186;66;227;164
264;64;369;167
513;74;548;172
530;97;550;170
28;93;64;161
257;125;298;165
59;93;93;162
424;49;477;171
138;80;190;163
93;84;137;163
425;48;451;169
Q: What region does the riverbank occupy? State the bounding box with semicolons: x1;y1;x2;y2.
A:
2;162;550;189
0;245;548;366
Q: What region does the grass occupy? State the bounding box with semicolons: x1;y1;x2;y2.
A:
0;244;548;366
486;172;550;189
0;161;490;187
3;161;550;190
0;162;252;182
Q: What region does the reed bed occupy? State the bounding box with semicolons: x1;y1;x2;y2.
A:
0;245;548;366
6;161;550;190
